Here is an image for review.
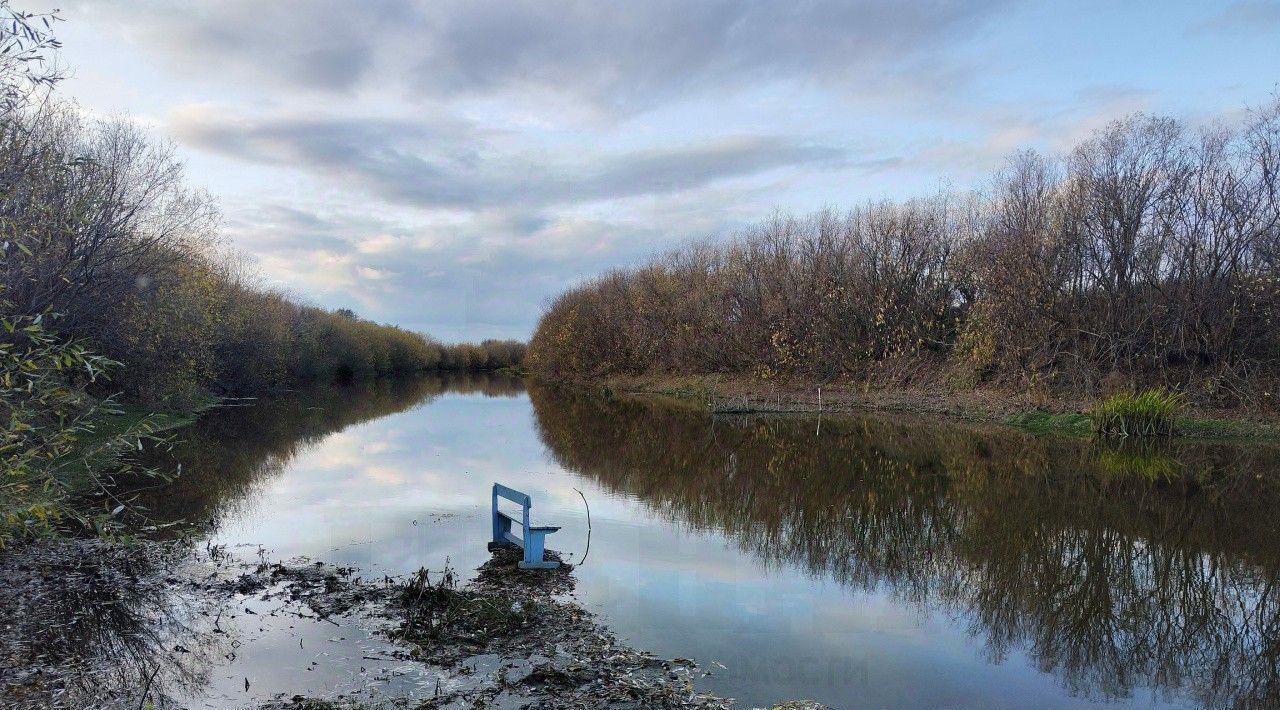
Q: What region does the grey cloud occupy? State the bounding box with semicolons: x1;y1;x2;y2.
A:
82;0;412;92
171;108;853;210
404;0;1006;111
224;188;759;340
74;0;1009;112
223;204;380;253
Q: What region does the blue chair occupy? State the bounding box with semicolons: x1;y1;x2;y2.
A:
490;483;561;569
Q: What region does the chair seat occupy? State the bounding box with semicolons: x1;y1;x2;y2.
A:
529;525;561;533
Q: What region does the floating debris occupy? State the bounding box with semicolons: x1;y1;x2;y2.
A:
2;540;825;709
386;547;733;708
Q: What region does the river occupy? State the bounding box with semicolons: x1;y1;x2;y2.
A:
97;375;1280;707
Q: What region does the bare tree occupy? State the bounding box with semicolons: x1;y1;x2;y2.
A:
528;99;1280;407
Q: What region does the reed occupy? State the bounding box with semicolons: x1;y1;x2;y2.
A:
1092;389;1184;437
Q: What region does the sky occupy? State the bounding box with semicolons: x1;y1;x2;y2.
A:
31;0;1280;342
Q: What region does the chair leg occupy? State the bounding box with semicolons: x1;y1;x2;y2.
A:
491;487;501;544
492;512;511;546
524;531;544;564
517;531;559;569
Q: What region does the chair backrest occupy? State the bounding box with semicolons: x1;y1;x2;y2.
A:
492;483;531;538
493;483;530;509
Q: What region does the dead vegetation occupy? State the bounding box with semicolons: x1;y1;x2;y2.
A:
3;538;811;709
389;547;736;708
528;101;1280;411
0;539;216;709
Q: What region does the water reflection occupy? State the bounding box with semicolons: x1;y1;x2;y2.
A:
53;375;1280;708
528;385;1280;708
0;540;220;709
2;374;524;709
136;372;525;531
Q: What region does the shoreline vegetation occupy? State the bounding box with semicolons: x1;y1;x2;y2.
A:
0;10;523;543
1;5;1278;708
527;97;1280;437
573;374;1280;442
0;97;527;407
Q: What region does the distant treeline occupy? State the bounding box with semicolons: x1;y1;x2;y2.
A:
0;102;524;406
528;102;1280;406
0;6;525;541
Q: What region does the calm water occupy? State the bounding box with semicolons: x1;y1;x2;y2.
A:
124;376;1280;707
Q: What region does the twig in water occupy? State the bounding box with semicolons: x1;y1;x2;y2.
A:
137;662;161;710
572;487;592;566
816;387;822;437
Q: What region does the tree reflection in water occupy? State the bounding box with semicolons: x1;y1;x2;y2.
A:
0;540;221;709
529;385;1280;708
1;373;524;709
15;376;1276;708
135;372;526;532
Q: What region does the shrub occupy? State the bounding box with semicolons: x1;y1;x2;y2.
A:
0;308;172;543
528;101;1280;406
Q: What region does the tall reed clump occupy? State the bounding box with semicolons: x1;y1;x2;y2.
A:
1091;389;1184;438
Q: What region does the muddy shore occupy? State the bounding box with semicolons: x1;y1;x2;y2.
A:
0;539;825;709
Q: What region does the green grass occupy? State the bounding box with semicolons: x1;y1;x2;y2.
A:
1092;389;1184;437
1011;408;1280;441
1010;386;1280;441
1007;410;1093;437
1174;417;1277;439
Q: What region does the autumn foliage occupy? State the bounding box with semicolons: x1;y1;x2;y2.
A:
528;104;1280;406
0;102;522;407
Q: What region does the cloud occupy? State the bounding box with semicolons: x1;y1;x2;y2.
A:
52;0;1016;342
222;186;760;340
55;0;1264;346
1192;1;1280;36
170;105;851;210
75;0;415;93
72;0;1008;114
897;85;1156;176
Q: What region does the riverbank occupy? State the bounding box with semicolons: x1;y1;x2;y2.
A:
0;537;824;709
11;377;1280;708
578;374;1280;441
